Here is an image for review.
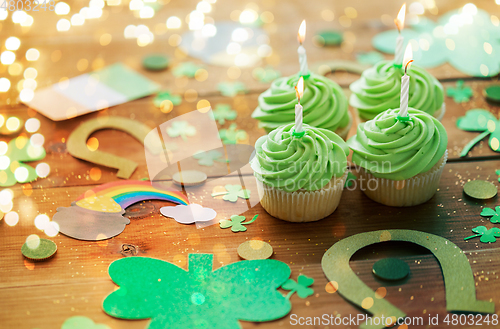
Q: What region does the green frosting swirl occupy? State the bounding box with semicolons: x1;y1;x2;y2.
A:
347;108;447;181
250;123;349;193
349;60;444;120
252;73;349;132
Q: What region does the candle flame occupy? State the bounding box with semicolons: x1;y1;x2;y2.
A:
295;76;304;101
298;20;306;44
403;43;413;73
395;3;406;32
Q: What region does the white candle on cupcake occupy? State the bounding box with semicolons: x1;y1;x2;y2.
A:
394;3;406;66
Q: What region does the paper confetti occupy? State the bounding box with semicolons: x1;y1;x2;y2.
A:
217;81;248;97
212;104;237;125
355;51;384;65
480;206;500;224
211;184;250;202
219;123;248;144
154;91;182;107
313;30;343;46
160;204;216;225
166;121;197;141
237;240;273;260
463;180;498;199
484;85;500;103
464;226;500;243
372;258;410;281
281;274;315;299
172;170;207;186
172;62;203;78
252;66;281;83
457;109;500;156
219;214;257;232
21;238;57;260
142;54;170;71
447;80;473;103
193;150;224;166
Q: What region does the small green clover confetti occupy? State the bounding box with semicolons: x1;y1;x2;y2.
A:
281;274;315;299
496;169;500;182
153;91;182;108
344;172;357;188
211;184;250;202
219;123;248;144
252;66;281;83
457;109;500;156
464;226;500;243
447;80;473;103
355;51;384;65
212;104;237;125
193;150;224;166
172;62;203;78
480;206;500;224
217;81;248;97
166;121;196;141
219;214;258;232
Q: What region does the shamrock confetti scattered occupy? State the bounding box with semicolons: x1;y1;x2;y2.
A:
153;91;182;108
212;104;237;125
211;184;250;202
480;206;500;224
102;254;291;328
252;66;281;83
447;80;473;103
172;62;203;78
219;214;258;232
217;81;248;97
166;121;196;141
219;123;248;144
344;172;357;188
355;51;385;65
464;226;500;243
497;169;500;182
281;274;315;299
457;109;500;156
193;150;224;166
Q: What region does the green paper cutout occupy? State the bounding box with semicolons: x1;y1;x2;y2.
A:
61;316;110;329
219;123;248;144
211;184;250;202
153;91;182;107
457;109;500;156
193;150;224;166
172;62;203;78
372;258;409;281
142;54;170;71
484;85;500;103
21;238;57;260
480;206;500;223
0;136;46;187
497;169;500;182
166;121;196;141
314;30;343;46
212;104;237;125
344;172;357;188
217;82;248;97
465;226;500;243
102;254;291;328
322;229;494;329
463;180;498;200
219;214;257;232
356;51;385;66
447;80;473;103
281;274;314;299
252;66;281;83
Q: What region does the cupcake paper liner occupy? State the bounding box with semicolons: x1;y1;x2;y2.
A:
358;150;448;207
256;171;348;222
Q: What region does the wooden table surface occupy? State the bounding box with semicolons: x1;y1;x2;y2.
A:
1;0;500;328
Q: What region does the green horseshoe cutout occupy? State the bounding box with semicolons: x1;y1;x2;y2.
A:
321;230;494;329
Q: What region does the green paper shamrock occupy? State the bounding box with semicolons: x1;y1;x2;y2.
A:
497;169;500;182
344;172;357;188
61;316;111;329
447;80;473;103
102;254;291;328
166;121;196;141
217;81;248;97
211;184;250;202
172;62;203;78
252;66;281;83
355;51;384;65
480;206;500;224
281;274;315;299
219;214;258;232
219;123;248;144
153;91;182;108
457;109;500;157
0;136;46;187
464;226;500;243
193;150;224;166
212;104;237;125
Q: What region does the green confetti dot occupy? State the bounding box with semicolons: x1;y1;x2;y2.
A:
463;180;498;199
142;54;170;71
372;258;409;281
313;30;343;46
21;238;57;260
483;85;500;103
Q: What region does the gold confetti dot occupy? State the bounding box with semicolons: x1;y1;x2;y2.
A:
325;281;338;293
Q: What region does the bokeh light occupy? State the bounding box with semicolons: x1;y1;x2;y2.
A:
57;19;71;31
5;211;19;226
25;118;40;133
36;163;50;178
5;37;21;51
0;78;11;92
34;214;50;230
1;51;16;65
167;16;181;29
26;234;41;249
55;2;70;15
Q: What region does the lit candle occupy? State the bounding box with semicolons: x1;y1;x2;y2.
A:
297;20;309;76
394;3;406;66
398;44;413;119
294;76;304;134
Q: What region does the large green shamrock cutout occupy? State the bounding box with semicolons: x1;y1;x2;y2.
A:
153;91;182;107
0;136;46;187
212;104;237;125
219;124;248;144
447;80;473;103
166;121;196;141
480;206;500;224
219;214;257;232
172;62;203;78
456;109;500;157
102;254;291;328
281;274;315;299
464;226;500;243
217;82;248;97
211;184;250;202
193;150;224;166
